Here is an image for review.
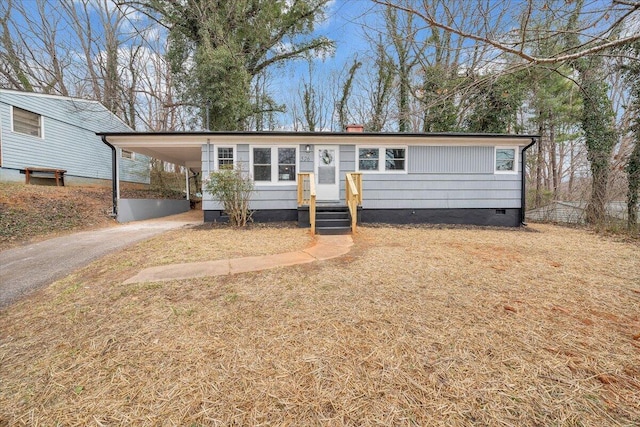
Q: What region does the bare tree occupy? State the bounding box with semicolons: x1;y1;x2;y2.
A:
336;58;362;131
372;0;640;67
0;0;187;133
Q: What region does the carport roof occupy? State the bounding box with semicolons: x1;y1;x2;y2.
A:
98;131;538;172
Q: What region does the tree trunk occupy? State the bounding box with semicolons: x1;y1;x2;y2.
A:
549;112;558;199
578;62;617;226
535;120;544;208
568;138;575;195
627;141;639;230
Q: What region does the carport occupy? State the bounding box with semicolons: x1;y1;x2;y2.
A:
98;132;208;222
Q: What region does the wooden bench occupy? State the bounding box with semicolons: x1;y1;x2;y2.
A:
24;167;67;186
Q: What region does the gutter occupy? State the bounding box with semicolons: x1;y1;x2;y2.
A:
101;135;118;217
520;137;538;226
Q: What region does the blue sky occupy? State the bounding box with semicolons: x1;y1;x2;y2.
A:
271;0;385;129
8;0;638;131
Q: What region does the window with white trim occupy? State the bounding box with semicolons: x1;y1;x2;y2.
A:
495;147;517;173
251;146;297;183
12;107;42;138
215;146;235;170
357;146;407;172
121;149;135;160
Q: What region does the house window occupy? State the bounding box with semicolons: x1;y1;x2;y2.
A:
216;147;234;170
253;147;271;181
121;149;135;160
385;148;405;170
278;147;296;181
359;148;379;170
251;146;298;183
357;146;407;172
12;107;42;138
495;147;517;173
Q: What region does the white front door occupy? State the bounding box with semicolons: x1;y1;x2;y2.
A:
315;146;340;201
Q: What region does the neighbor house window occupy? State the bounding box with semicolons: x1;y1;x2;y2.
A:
12;107;42;138
495;147;517;173
216;146;235;170
357;146;407;172
251;146;297;184
121;149;135;160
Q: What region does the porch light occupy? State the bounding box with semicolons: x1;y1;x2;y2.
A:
305;144;311;153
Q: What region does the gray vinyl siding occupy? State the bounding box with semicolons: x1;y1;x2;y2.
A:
201;142;524;211
0;91;149;183
409;146;493;173
360;174;521;209
202;143;300;211
349;145;522;209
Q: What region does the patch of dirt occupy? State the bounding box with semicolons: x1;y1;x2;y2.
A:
0;183;186;250
0;184;115;249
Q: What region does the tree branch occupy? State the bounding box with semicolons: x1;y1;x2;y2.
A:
372;0;640;65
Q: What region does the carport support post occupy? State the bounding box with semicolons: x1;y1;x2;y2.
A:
185;164;190;201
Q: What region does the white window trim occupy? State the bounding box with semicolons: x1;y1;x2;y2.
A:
494;146;519;174
249;145;299;185
355;145;408;174
213;145;237;171
10;106;44;139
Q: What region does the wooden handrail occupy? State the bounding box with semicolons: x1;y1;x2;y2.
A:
297;173;317;235
309;176;316;235
345;172;362;233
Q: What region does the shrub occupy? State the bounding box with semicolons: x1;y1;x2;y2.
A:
204;167;254;226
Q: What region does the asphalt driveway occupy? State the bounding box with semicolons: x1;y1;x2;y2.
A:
0;211;202;309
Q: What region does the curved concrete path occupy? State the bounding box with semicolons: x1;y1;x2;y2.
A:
0;211;203;309
123;234;354;284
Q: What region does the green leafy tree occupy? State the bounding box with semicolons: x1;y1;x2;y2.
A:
420;64;458;132
563;0;617;226
140;0;334;130
529;64;582;203
465;72;526;133
574;57;618;225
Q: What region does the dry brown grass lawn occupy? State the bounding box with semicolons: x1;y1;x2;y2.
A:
1;223;639;426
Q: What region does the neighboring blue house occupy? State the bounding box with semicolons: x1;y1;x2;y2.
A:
99;128;538;229
0;89;149;186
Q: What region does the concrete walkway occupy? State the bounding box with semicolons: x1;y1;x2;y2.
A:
123;234;354;284
0;211;203;309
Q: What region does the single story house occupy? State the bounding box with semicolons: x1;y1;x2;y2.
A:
0;89;150;186
98;128;538;230
527;200;639;224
